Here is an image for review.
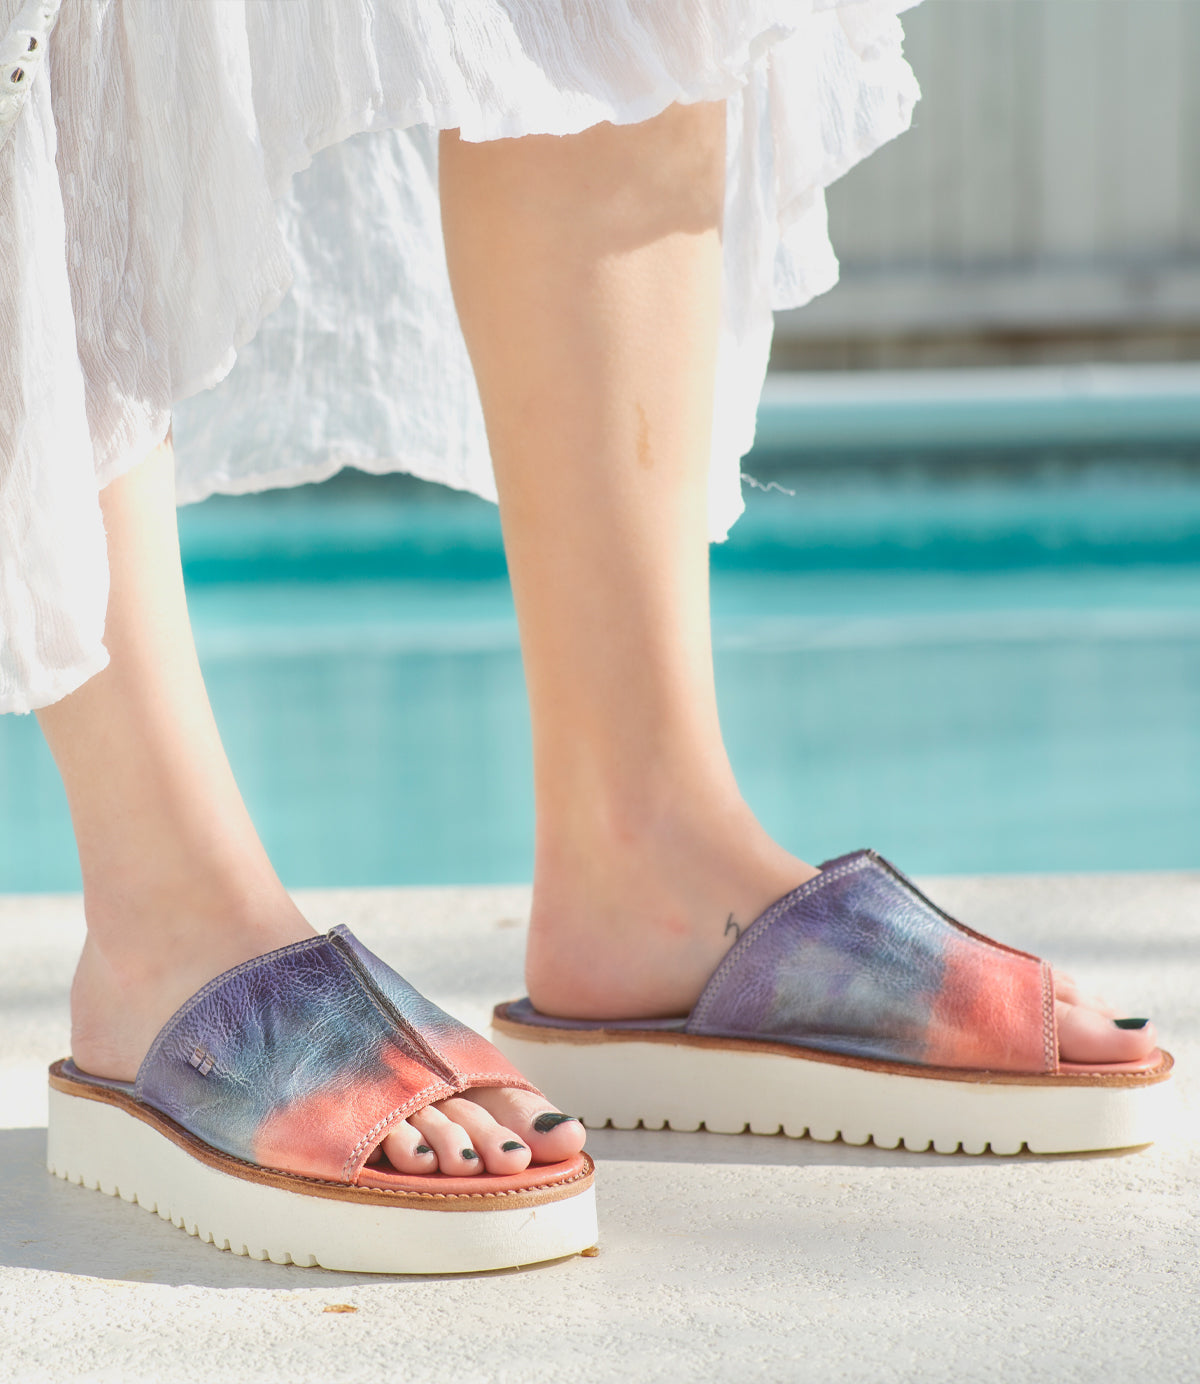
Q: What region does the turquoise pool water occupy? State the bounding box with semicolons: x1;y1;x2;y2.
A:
3;434;1200;892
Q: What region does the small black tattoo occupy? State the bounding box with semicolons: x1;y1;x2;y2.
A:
724;913;742;941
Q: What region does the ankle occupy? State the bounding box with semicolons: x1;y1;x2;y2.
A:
526;791;816;1021
70;879;313;1082
80;871;313;986
533;778;808;912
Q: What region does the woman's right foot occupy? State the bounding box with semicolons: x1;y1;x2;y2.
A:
44;445;585;1185
70;909;586;1178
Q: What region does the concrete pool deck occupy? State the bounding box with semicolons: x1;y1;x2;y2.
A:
1;873;1196;1384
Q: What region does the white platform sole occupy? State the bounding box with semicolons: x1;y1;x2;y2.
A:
47;1085;598;1274
493;1027;1176;1156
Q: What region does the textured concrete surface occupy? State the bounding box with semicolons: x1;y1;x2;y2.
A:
1;875;1197;1384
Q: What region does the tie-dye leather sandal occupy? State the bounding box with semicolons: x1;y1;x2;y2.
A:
492;850;1175;1156
47;927;596;1273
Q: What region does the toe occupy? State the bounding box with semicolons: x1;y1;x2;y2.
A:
433;1097;534;1175
1052;970;1080;1003
467;1087;587;1165
1084;994;1119;1020
409;1105;485;1175
1051;971;1116;1015
377;1118;439;1175
1056;1000;1158;1064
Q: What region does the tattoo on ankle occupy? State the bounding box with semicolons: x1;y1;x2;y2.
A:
724;913;742;942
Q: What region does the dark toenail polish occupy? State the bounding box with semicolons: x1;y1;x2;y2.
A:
415;1144;433;1155
1113;1017;1149;1030
501;1140;525;1153
533;1113;580;1133
461;1148;479;1161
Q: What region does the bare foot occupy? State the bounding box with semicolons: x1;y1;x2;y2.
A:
70;914;585;1178
1054;972;1156;1064
526;819;1159;1067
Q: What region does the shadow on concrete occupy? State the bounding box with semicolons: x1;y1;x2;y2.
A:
0;1128;439;1288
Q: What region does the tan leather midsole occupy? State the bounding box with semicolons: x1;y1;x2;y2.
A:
491;1006;1174;1089
49;1059;593;1213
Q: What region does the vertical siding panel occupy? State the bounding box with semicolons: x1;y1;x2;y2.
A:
1133;1;1183;256
1037;0;1104;259
1008;0;1044;264
820;0;1193;284
1182;0;1200;253
1094;0;1129;258
954;0;1020;267
826;0;963;269
900;3;948;268
877;0;945;268
919;0;964;267
1096;0;1179;257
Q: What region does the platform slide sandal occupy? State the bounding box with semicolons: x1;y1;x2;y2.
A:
47;927;596;1273
492;851;1175;1156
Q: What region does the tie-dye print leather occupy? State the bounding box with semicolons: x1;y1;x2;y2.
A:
688;851;1054;1073
133;927;540;1183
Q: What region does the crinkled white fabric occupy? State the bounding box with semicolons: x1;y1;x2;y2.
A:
0;0;920;714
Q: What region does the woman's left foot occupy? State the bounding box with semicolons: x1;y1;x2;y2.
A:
501;848;1170;1158
525;817;1158;1067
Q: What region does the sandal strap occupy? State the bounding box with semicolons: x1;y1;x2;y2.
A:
687;850;1056;1074
135;927;539;1183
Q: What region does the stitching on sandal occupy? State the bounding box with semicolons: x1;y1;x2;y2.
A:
134;934;330;1098
328;930;463;1086
690;855;1053;1075
344;1071;544;1179
690;857;870;1028
342;1081;454;1181
459;1071;540;1090
1041;962;1056;1073
875;859;1056;1069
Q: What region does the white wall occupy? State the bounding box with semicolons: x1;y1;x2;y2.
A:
778;0;1200;349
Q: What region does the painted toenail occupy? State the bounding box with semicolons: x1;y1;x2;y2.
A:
532;1113;580;1133
415;1144;433;1155
1113;1018;1149;1030
501;1140;525;1152
461;1148;479;1160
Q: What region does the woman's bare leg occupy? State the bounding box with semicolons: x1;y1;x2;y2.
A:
439;105;1153;1065
38;438;584;1173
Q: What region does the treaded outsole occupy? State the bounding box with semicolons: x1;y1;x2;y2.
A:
491;1029;1176;1157
47;1084;598;1273
46;1161;323;1265
583;1115;1029;1157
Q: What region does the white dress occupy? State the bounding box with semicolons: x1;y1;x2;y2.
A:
0;0;920;714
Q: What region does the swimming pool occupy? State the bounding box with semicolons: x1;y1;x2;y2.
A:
4;368;1199;892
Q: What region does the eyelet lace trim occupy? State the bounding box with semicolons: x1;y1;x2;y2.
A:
0;0;62;149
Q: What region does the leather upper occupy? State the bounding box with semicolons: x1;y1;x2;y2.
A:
687;851;1055;1073
133;927;540;1183
503;849;1057;1074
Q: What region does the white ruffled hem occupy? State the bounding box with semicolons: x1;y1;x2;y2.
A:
0;647;108;717
0;0;920;712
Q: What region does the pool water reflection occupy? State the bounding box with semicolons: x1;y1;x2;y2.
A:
3;455;1199;892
